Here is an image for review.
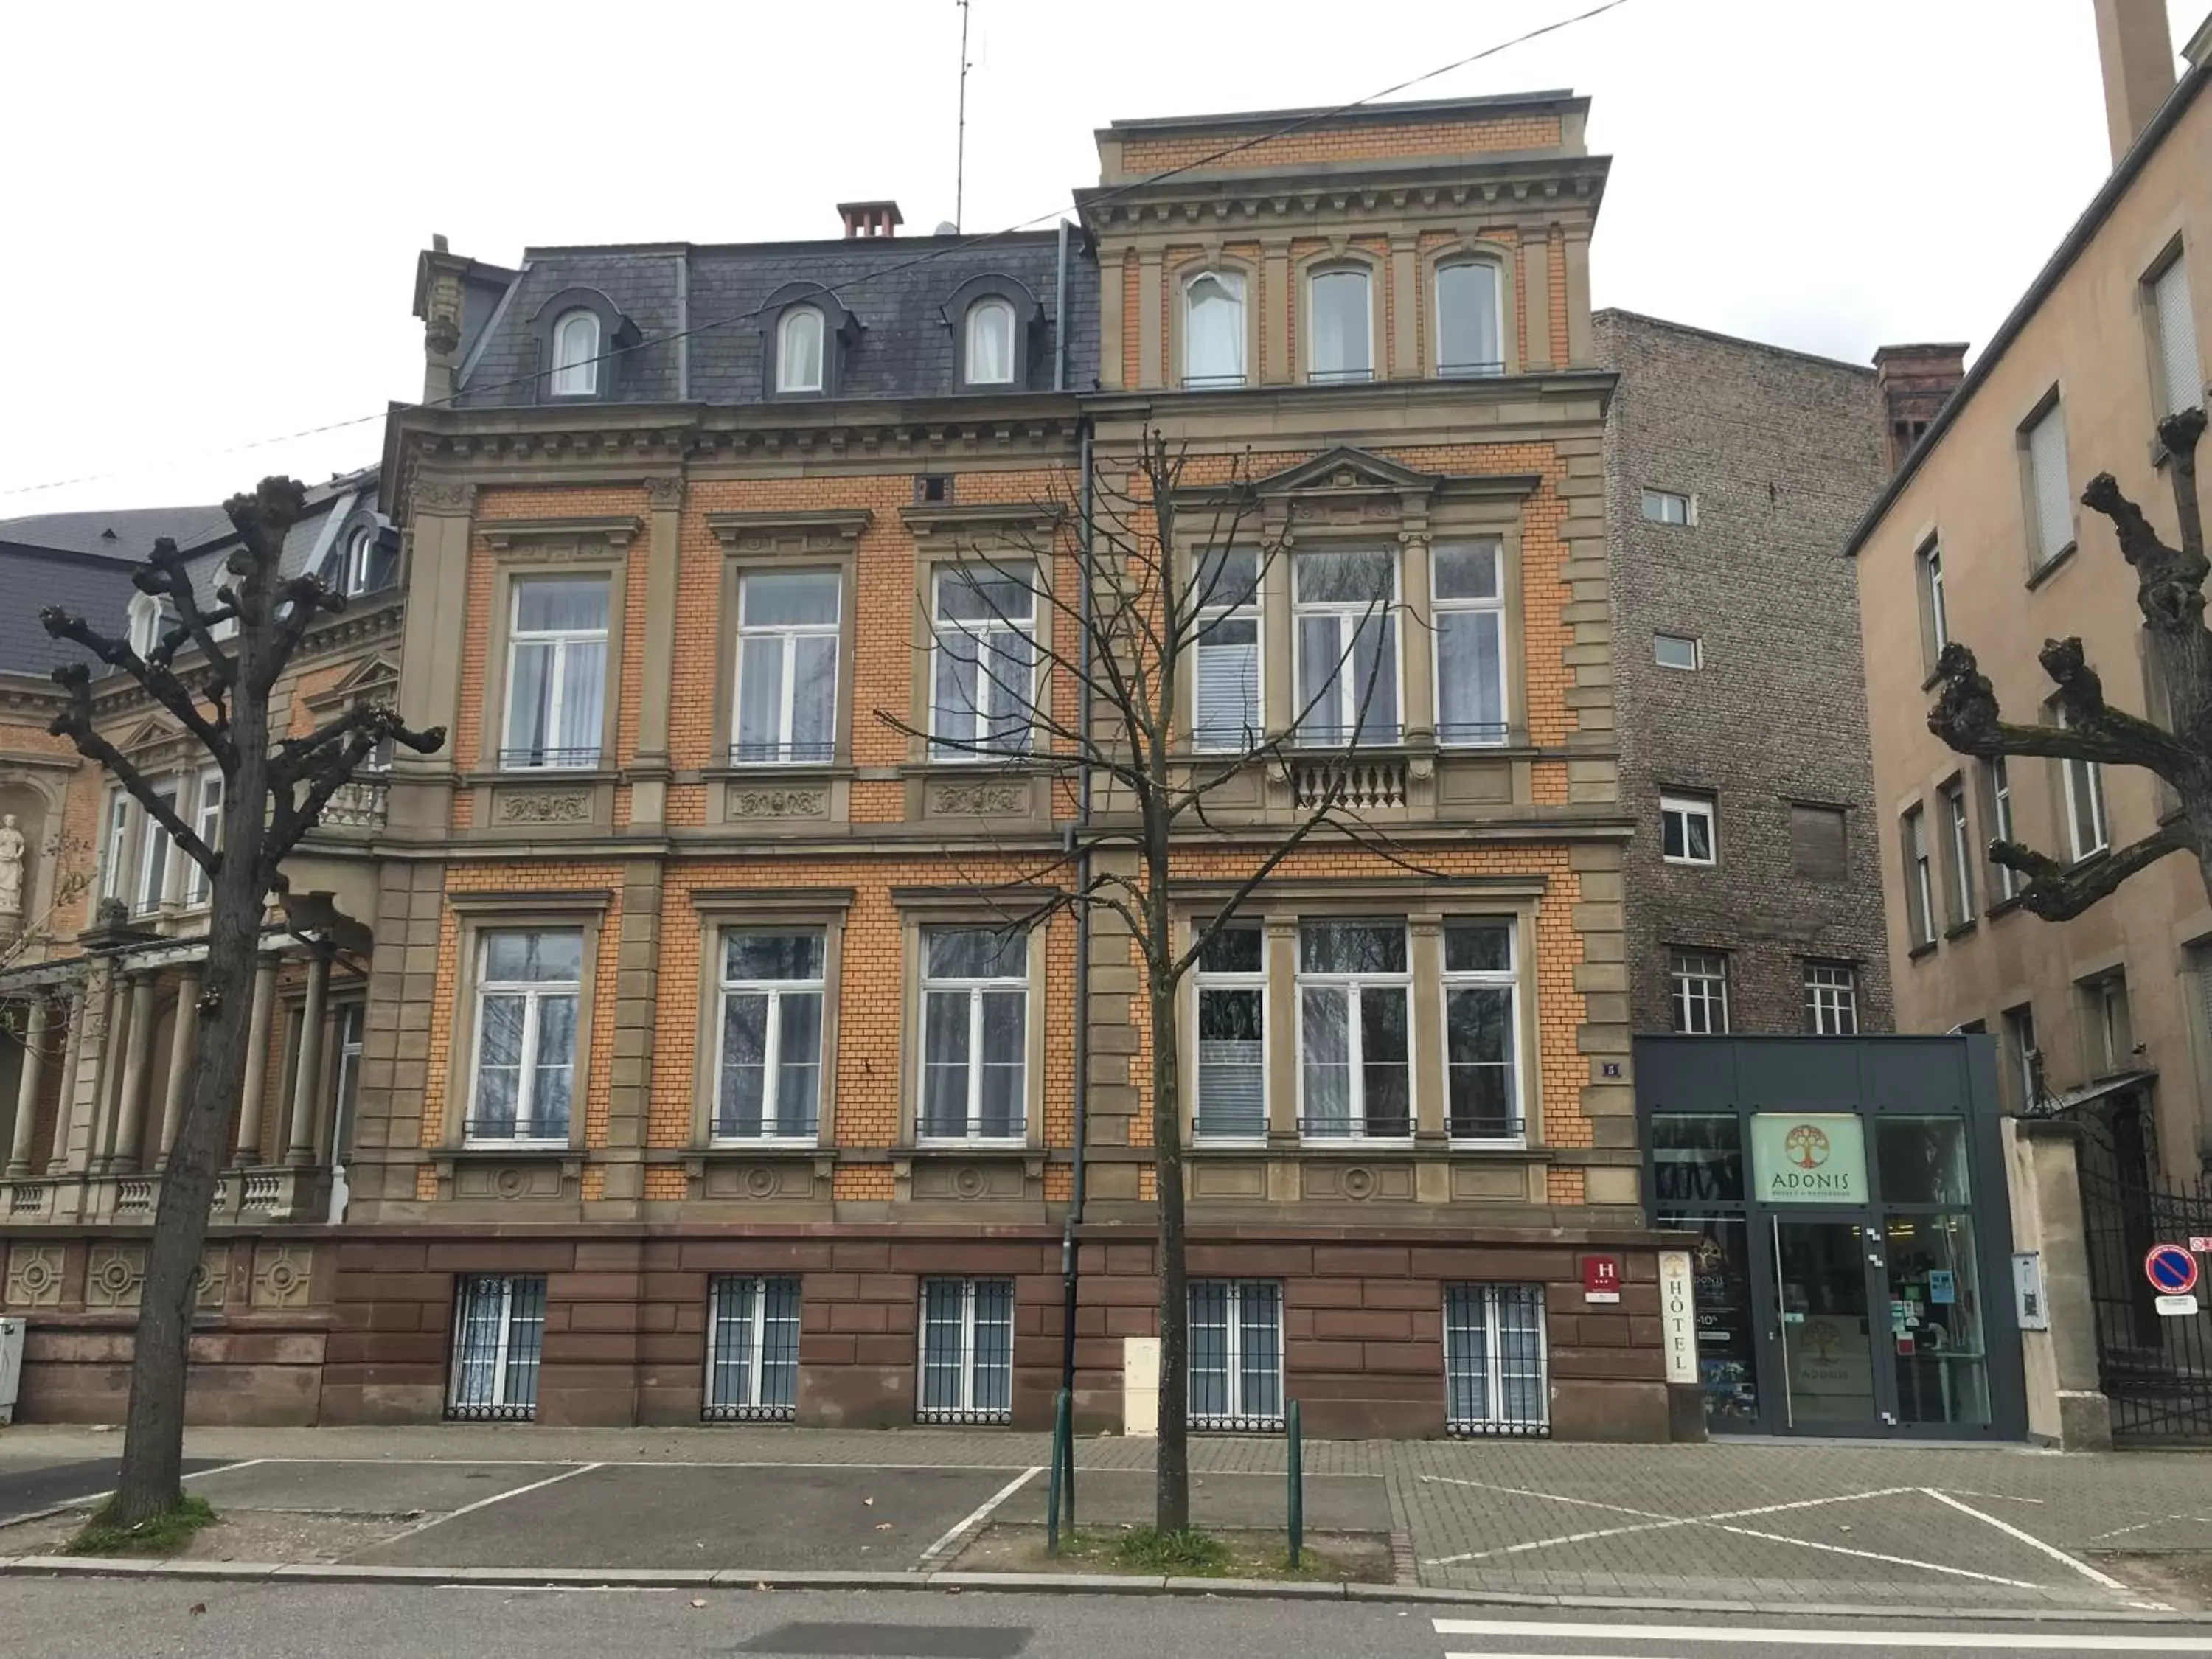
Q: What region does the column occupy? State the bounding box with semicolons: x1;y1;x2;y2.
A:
6;999;49;1176
1408;915;1446;1142
234;956;278;1166
1264;916;1299;1145
45;987;84;1175
1399;531;1434;745
284;953;330;1166
1136;249;1164;391
156;969;201;1169
1519;232;1553;373
1388;235;1419;380
1261;242;1291;385
109;972;158;1173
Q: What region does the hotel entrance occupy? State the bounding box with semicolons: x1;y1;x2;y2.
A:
1635;1036;2025;1440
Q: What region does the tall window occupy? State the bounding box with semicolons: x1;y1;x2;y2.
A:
126;593;163;656
1433;540;1506;745
1297;921;1410;1141
1983;757;2020;902
777;307;824;394
2056;706;2111;860
1191;549;1261;752
447;1275;547;1420
918;1278;1013;1424
1804;964;1858;1036
1293;549;1398;745
1307;267;1372;382
502;577;608;769
2003;1003;2039;1111
919;927;1027;1141
964;299;1015;385
1916;540;1948;667
715;932;825;1142
733;571;839;764
1184;271;1245;388
1189;1279;1284;1430
1435;261;1503;377
1444;1284;1547;1436
930;563;1037;758
136;782;178;914
1903;804;1936;948
2152;255;2202;417
550;310;599;397
1941;779;1974;925
704;1276;801;1422
186;764;223;905
1660;792;1715;866
1669;949;1728;1034
2024;398;2073;566
1444;920;1519;1141
1194;922;1266;1141
469;930;580;1145
99;785;129;901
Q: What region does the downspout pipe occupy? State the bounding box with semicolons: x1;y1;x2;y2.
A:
1060;413;1093;1415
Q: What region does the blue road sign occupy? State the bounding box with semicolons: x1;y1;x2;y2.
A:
2146;1244;2200;1295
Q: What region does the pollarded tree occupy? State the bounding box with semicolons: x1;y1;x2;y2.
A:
1930;409;2211;917
41;477;443;1528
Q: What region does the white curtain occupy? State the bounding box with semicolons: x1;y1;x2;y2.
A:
552;311;599;395
779;308;824;392
967;300;1015;383
1186;273;1244;383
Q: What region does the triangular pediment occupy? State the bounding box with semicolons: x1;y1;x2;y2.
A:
119;714;184;756
315;653;400;703
1250;446;1440;497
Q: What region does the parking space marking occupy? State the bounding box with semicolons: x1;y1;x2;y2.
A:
1434;1619;2212;1651
0;1457;257;1531
1417;1478;1915;1566
914;1465;1043;1569
1923;1486;2129;1591
387;1462;605;1541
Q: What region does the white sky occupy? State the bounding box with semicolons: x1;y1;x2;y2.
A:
0;0;2199;515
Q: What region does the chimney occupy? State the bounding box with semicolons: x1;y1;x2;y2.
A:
837;200;904;239
2093;0;2177;164
1873;344;1969;471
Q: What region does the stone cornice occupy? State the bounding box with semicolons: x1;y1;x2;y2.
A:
706;508;872;554
900;502;1065;547
481;515;641;552
1077;153;1611;237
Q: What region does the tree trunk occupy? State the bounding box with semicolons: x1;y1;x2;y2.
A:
1151;965;1189;1534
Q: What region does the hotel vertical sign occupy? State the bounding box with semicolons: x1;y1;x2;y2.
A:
1749;1113;1868;1206
1658;1249;1697;1385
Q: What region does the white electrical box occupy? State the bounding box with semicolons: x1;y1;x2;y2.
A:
0;1316;24;1425
2012;1252;2049;1332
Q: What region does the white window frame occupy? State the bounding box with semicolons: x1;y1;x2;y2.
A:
1183;269;1247;389
2005;1004;2039;1109
1444;1282;1548;1436
1641;489;1691;526
186;762;223;906
501;577;608;771
917;927;1029;1144
1306;265;1374;383
1669;949;1729;1035
1441;919;1521;1144
1804;963;1858;1036
1431;539;1508;748
713;931;826;1145
1905;804;1936;948
1434;260;1505;378
1941;779;1974;925
1191;549;1262;754
550;310;599;398
466;930;580;1148
125;592;163;656
1986;757;2020;902
1187;1279;1285;1431
1295;920;1412;1144
703;1275;801;1422
1653;633;1700;671
135;782;178;914
1193;921;1267;1143
99;785;130;901
2056;705;2111;862
1660;793;1716;866
2024;397;2073;566
446;1273;547;1420
1292;549;1401;747
731;569;841;765
2151;253;2202;418
917;1277;1015;1425
777;306;825;394
964;298;1016;385
928;562;1039;760
1919;540;1948;661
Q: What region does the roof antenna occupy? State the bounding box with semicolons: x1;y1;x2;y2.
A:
954;0;973;232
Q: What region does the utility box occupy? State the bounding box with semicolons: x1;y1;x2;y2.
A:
0;1317;24;1425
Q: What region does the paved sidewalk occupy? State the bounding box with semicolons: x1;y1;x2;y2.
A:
0;1424;2202;1613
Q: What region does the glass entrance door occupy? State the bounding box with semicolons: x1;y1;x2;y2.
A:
1771;1218;1885;1430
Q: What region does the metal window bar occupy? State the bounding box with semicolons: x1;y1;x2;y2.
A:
917;1278;1015;1425
703;1276;801;1422
727;738;837;766
498;745;602;770
1306;366;1376;383
1437;361;1507;378
1181;372;1248;391
446;1275;547;1421
1189;1280;1284;1431
1444;1282;1549;1436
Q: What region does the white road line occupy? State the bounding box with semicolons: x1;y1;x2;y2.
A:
0;1456;260;1531
221;1457;1043;1472
1700;1520;2039;1589
1435;1618;2212;1650
434;1585;676;1593
1422;1484;1916;1568
389;1461;603;1540
1418;1475;1680;1520
915;1465;1043;1568
1921;1486;2130;1592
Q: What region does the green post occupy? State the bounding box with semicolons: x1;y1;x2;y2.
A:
1287;1399;1303;1568
1047;1388;1071;1557
1060;1388;1077;1532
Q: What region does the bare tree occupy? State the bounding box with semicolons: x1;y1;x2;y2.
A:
39;477;443;1528
1930;409;2209;919
880;431;1419;1531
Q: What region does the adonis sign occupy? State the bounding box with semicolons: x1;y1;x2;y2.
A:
1750;1113;1868;1205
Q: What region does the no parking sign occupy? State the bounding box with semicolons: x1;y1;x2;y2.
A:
2146;1243;2199;1315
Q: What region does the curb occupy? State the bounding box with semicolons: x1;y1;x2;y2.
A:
0;1554;2199;1621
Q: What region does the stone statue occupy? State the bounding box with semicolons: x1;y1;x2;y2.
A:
0;813;25;919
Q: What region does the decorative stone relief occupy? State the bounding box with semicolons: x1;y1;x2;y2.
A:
250;1242;313;1310
911;1161;1023;1202
86;1243;147;1310
700;1162;816;1202
641;476;686;510
931;782;1026;817
196;1244;231;1310
728;787;827;821
1300;1161;1413;1202
412;481;476;516
495;790;593;824
4;1242;63;1308
454;1163;564;1201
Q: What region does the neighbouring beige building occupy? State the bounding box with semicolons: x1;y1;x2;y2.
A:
1851;1;2212;1175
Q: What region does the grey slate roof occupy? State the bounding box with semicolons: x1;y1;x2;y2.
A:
0;544;144;678
0;504;228;561
458;231;1099;407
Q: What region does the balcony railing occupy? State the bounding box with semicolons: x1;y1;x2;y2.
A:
498;747;601;771
1298;1113;1413;1143
1438;361;1507;379
726;739;835;768
1291;754;1407;810
322;777;389;829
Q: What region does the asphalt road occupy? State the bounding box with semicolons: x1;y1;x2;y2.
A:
0;1457;225;1525
1;1581;2209;1659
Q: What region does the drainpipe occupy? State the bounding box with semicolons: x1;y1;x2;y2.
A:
1060;414;1094;1412
1053;219;1071;393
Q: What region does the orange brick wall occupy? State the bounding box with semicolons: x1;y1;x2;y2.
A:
1116;114;1563;174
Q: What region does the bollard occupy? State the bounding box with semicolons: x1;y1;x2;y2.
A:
1287;1398;1303;1568
1047;1387;1071;1557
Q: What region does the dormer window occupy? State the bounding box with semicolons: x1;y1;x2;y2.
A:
778;307;825;394
1308;268;1372;383
1184;271;1245;389
1436;261;1503;378
964;299;1015;386
550;309;600;397
126;592;163;656
942;275;1041;393
344;522;398;597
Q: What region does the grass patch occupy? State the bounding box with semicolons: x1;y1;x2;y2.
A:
64;1494;218;1557
1112;1526;1231;1573
999;1524;1374;1581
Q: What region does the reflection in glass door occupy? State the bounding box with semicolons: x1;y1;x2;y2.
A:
1773;1220;1879;1427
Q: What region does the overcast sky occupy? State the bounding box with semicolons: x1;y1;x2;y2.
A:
0;0;2198;516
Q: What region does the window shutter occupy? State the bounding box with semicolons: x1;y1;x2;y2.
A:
2155;260;2202;417
2028;406;2072;558
1788;804;1847;880
1196;633;1259;747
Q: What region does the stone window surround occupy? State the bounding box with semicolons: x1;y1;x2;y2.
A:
888;888;1053;1155
1292;246;1387;386
2015;383;2077;581
435;889;611;1158
1174;878;1546;1150
758;283;860;403
685;887;852;1152
899;506;1067;769
1167;252;1262;392
706;510;870;774
470;520;637;778
940;273;1046;394
1419;239;1519;378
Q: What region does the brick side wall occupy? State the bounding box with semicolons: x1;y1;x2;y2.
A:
1116;114;1564;175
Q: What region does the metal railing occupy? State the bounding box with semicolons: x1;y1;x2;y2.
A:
726;740;836;767
497;747;600;771
1297;1113;1413;1143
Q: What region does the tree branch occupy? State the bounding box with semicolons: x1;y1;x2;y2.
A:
1928;641;2195;777
1992;821;2196;921
44;664;217;877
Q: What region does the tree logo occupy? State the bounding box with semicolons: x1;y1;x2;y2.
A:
1784;1124;1832;1170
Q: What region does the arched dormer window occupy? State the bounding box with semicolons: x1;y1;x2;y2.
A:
1183;271;1246;389
1436;260;1503;378
964;299;1015;385
550;309;600;396
1307;266;1373;383
126;592;163;656
778;307;825;394
341;515;399;596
